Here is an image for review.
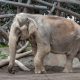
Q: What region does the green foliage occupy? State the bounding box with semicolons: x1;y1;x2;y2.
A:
0;43;8;48
26;46;32;51
0;51;8;59
26;43;31;51
0;43;8;59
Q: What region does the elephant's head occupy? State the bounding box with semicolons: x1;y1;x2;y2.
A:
20;22;37;41
8;14;37;74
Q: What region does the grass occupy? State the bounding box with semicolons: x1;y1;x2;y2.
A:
0;43;8;59
0;43;32;59
0;51;8;59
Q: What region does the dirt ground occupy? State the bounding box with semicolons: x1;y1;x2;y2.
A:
0;66;80;80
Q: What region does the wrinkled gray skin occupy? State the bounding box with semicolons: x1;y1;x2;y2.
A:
8;13;80;74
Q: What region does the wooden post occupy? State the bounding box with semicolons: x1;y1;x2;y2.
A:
56;2;61;16
17;0;22;13
48;2;57;15
23;0;31;13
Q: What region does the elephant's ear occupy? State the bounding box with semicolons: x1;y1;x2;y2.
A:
28;22;37;35
15;27;21;37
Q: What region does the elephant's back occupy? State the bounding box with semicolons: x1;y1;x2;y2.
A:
46;16;78;52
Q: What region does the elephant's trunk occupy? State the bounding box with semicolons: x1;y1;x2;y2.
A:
8;31;18;74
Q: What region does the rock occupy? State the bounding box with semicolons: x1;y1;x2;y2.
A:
44;53;66;67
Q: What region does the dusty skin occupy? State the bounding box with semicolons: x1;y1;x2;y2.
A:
8;13;80;74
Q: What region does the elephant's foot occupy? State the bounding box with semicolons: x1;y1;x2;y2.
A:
63;68;73;73
35;67;46;74
8;65;15;74
41;67;47;73
35;69;46;74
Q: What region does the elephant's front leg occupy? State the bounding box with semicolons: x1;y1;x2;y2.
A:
34;46;50;74
8;37;17;74
34;52;46;74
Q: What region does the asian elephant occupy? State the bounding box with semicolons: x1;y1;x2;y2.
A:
8;13;80;74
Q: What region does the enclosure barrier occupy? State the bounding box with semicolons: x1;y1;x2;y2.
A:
0;0;80;19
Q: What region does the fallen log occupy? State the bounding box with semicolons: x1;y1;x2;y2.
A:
34;0;80;5
53;0;80;5
8;56;30;71
0;0;47;10
15;60;30;71
0;50;32;68
17;41;29;53
33;0;53;7
0;14;15;18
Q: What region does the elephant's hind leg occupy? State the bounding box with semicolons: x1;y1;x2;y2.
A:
63;55;73;73
63;40;79;73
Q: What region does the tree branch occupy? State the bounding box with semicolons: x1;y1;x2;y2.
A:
48;2;57;15
34;0;80;5
0;14;15;18
33;0;80;19
0;0;47;10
